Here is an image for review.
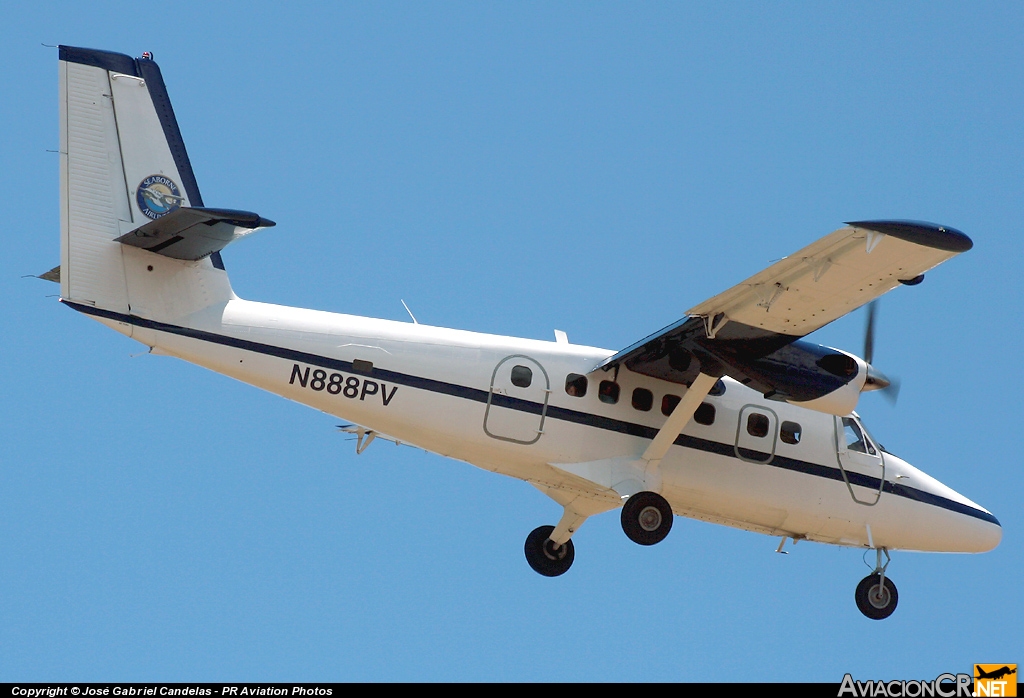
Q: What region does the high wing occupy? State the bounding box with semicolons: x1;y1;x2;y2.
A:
597;220;972;413
686;220;971;337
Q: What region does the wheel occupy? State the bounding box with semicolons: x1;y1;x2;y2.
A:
524;525;575;577
620;491;674;546
855;573;899;620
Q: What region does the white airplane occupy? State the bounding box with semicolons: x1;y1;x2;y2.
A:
49;46;1000;620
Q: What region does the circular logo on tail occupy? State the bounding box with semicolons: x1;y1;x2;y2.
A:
136;175;183;220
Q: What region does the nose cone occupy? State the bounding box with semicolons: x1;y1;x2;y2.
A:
973;507;1002;551
885;456;1001;553
954;507;1002;553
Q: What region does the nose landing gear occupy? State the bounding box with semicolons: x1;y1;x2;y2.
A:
855;548;899;620
621;491;674;546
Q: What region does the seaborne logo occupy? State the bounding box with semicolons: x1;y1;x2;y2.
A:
136;174;183;219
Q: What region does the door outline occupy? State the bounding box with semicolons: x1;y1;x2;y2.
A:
833;415;886;506
734;404;779;464
483;354;551;445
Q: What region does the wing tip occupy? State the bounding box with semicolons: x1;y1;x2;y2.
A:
846;219;973;253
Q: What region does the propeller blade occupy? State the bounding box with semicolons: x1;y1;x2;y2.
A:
882;376;901;405
864;300;877;366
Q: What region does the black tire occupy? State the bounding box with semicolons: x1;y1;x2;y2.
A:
621;491;674;546
855;573;899;620
524;525;575;577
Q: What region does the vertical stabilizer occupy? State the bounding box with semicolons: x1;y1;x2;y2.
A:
59;47;231;326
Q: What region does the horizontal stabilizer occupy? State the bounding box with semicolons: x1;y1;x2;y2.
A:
338;423;406;454
115;207;275;261
39;265;61;283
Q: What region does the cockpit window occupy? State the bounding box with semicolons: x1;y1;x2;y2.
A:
842;417;877;455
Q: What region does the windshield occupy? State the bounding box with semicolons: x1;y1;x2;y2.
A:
842;416;877;456
856;415;888;454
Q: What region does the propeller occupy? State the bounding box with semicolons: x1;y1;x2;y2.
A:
861;301;901;404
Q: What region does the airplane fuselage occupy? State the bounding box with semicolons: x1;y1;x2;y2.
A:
72;297;1001;556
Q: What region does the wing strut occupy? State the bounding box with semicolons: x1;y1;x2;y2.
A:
642;372;719;468
545;372;720;499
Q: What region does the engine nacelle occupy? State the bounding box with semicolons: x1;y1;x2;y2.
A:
785;352;868;416
713;340;869;416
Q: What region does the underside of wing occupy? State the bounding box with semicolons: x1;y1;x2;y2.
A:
597;220;972;414
685;220;971;338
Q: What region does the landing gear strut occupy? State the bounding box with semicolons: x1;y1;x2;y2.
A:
855;548;899;620
524;525;575;577
621;491;673;546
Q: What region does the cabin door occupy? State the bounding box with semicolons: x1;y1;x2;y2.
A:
834;416;886;505
483;355;550;445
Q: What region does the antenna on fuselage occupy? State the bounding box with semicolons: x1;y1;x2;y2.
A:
401;299;419;324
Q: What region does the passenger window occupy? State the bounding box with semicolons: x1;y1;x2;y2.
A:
694;402;715;426
565;373;588;397
632;388;653;412
747;413;770;438
510;365;533;388
598;381;620;404
662;394;681;416
780;421;802;444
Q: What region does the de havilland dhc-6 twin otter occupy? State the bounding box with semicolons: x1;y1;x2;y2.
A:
48;46;1000;620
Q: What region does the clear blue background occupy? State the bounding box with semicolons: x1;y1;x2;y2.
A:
1;1;1020;682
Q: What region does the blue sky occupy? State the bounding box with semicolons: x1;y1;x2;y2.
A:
1;1;1021;682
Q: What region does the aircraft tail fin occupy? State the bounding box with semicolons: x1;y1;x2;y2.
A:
59;46;237;323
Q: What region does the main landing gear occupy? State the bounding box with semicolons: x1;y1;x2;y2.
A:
524;525;575;577
620;491;673;546
855;548;899;620
524;491;675;577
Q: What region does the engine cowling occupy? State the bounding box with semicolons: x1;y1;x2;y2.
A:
784;351;867;415
712;340;870;416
